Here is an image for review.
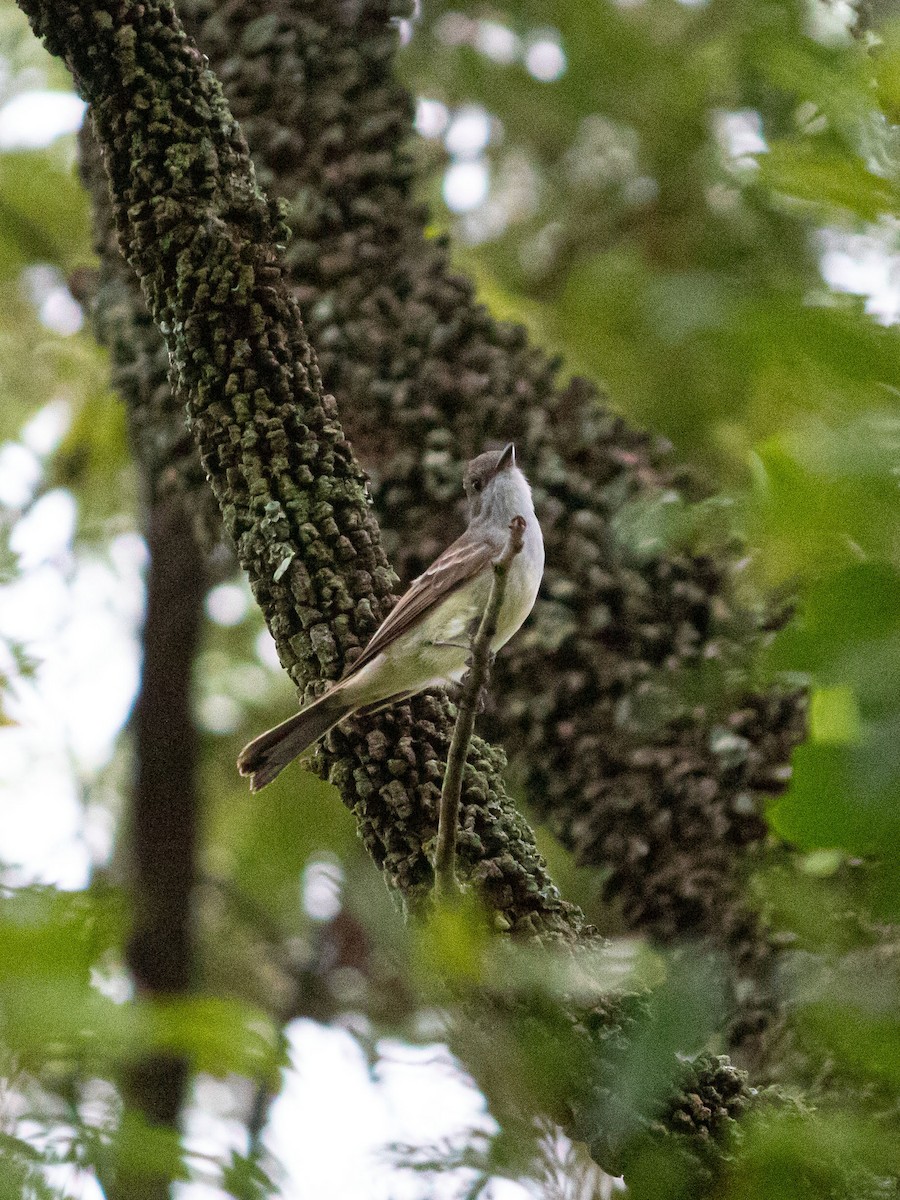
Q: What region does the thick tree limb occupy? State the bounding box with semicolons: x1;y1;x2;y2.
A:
21;0;755;1176
171;0;805;1060
435;515;526;898
76;0;805;1062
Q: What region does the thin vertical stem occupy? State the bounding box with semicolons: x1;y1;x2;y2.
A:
434;516;527;899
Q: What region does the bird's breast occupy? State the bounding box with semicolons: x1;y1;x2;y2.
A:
492;518;544;649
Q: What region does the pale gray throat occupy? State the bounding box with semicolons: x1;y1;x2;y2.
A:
473;467;536;530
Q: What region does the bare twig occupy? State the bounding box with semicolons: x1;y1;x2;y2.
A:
434;516;527;900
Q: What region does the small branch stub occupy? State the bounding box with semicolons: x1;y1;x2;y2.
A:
434;515;527;900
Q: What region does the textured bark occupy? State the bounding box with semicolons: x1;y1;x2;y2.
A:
119;494;204;1199
19;0;755;1176
99;0;804;1060
79;118;224;548
56;0;574;933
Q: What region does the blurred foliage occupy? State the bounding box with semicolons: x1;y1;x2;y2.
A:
0;0;899;1196
405;0;900;1192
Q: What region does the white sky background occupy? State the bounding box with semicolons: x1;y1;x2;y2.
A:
2;30;900;1197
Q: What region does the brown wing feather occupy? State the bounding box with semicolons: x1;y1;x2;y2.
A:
344;531;496;677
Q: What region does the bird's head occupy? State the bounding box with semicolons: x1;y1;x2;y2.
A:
463;443;521;521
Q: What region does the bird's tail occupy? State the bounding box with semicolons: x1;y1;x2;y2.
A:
237;690;353;792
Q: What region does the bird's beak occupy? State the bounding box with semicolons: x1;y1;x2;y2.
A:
498;443;515;471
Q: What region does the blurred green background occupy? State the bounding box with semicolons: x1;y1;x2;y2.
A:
0;0;899;1196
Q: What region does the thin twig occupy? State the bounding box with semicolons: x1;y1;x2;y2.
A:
434;516;527;899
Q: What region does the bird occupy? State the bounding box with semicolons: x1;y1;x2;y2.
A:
237;443;544;790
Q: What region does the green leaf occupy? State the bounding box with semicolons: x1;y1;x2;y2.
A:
768;733;900;859
0;148;91;277
803;1003;900;1088
148;996;284;1083
756;142;898;219
730;1110;900;1200
221;1150;280;1200
770;563;900;675
808;686;861;745
112;1110;188;1185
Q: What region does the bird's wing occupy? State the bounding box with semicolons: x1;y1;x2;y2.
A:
344;530;497;676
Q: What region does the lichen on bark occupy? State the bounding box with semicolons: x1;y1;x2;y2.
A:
19;0;756;1173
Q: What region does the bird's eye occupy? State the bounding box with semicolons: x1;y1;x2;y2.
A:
472;480;483;493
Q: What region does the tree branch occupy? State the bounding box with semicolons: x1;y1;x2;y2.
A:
75;0;806;1064
171;0;806;1063
21;0;757;1176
